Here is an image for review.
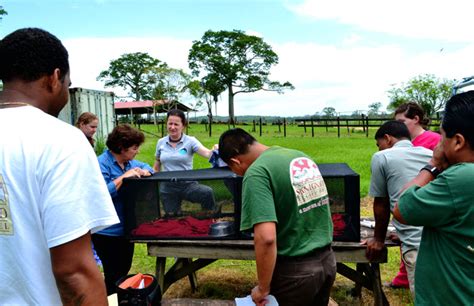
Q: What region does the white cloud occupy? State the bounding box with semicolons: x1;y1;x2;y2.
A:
287;0;474;42
63;34;474;118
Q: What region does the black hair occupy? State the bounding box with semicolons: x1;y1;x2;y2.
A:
218;128;257;163
0;28;69;82
442;91;474;149
167;109;187;126
106;124;145;154
374;120;411;140
394;102;430;129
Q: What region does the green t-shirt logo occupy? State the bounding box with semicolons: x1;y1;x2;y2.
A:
289;157;329;210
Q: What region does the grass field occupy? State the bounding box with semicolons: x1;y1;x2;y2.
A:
127;123;413;305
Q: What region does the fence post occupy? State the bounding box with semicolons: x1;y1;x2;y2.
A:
253;120;256;132
283;118;287;138
303;120;307;134
361;114;366;133
161;120;164;138
259;117;262;137
366;116;369;137
337;116;340;138
311;117;314;138
278;120;281;133
209;118;212;137
325;119;328;133
346;119;350;135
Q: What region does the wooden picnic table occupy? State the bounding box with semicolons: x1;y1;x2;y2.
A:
134;238;392;306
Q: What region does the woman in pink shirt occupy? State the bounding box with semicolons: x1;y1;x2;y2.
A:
395;102;441;150
386;102;441;289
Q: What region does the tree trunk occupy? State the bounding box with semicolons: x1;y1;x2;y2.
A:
228;85;235;125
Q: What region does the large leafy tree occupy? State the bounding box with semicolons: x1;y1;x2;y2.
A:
188;29;294;124
387;74;455;116
97;52;165;100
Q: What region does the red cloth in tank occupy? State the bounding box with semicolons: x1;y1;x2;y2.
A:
132;216;214;237
331;213;346;237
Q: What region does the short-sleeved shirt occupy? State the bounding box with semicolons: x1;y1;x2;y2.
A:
369;140;432;252
97;150;154;236
155;134;202;171
412;130;441;150
399;163;474;305
0;106;119;305
240;146;333;257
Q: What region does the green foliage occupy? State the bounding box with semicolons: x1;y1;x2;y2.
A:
387;74;455;116
0;5;7;20
188;30;294;123
97;52;166;100
94;137;106;156
150;66;194;112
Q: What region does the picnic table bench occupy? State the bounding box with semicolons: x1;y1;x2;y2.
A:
134;238;393;306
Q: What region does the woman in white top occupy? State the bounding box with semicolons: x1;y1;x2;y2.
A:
153;109;216;216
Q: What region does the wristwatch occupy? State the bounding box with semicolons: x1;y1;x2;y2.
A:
420;164;442;178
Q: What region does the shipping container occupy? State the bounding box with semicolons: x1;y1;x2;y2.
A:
58;87;115;141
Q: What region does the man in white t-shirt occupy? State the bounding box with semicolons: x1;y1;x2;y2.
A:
0;28;119;305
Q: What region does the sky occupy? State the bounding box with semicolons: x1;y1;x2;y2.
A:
1;0;474;117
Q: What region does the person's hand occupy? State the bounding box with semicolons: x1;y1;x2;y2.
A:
251;285;270;306
387;232;401;244
123;168;143;179
431;143;449;171
361;238;385;261
138;169;152;177
212;144;219;151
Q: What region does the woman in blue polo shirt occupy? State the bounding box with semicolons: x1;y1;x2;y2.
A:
153;109;216;216
93;124;153;295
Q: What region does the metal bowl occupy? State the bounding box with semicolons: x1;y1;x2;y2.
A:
208;221;235;237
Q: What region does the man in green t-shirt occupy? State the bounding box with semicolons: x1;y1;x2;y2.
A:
393;91;474;305
219;128;335;306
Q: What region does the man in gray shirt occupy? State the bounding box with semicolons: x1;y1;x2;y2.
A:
364;121;432;295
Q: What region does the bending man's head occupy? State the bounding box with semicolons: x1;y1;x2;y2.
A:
218;128;258;176
374;120;411;151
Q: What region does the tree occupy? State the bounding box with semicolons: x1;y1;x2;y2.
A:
368;102;382;116
187;75;226;136
0;6;7;20
188;29;294;124
322;107;336;118
97;52;165;100
387;74;455;116
151;66;192;111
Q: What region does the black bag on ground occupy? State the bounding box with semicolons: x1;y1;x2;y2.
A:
115;273;161;306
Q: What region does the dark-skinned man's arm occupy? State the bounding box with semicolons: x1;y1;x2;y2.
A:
363;197;390;261
251;222;277;306
50;232;107;306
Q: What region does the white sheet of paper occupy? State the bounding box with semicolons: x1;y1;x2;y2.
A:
235;294;278;306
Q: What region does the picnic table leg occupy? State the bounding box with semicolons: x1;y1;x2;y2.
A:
185;258;198;292
174;258;198;292
365;263;389;306
351;263;363;298
155;257;166;295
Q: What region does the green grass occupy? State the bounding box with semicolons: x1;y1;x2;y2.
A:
129;123;412;305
